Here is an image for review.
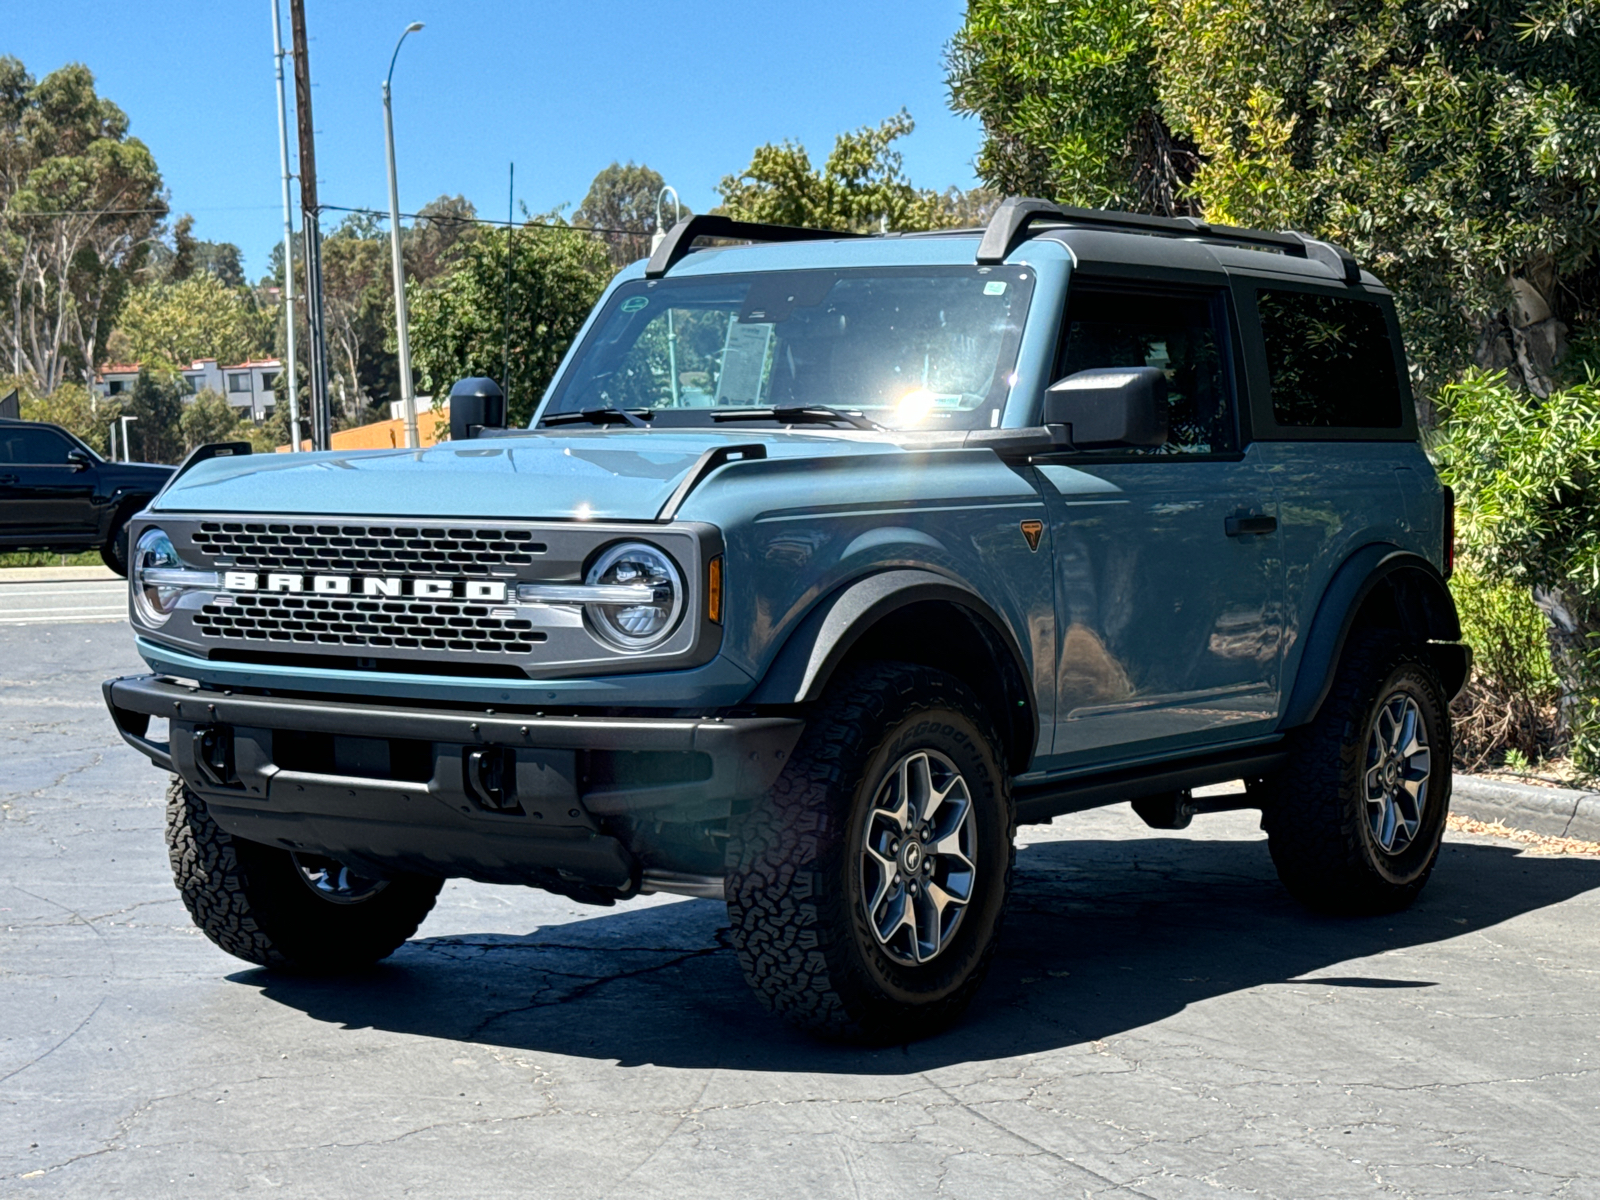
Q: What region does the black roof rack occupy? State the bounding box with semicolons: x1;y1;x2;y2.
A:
975;196;1360;284
644;214;868;279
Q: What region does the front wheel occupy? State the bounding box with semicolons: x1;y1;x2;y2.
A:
165;778;442;970
1257;631;1452;915
726;663;1013;1042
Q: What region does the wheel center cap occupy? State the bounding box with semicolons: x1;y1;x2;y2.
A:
900;840;924;874
1383;760;1400;789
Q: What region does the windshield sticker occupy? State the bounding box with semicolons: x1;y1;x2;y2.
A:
983;281;1008;296
714;321;774;404
621;296;650;313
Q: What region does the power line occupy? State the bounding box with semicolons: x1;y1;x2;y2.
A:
1;207;170;217
1;203;651;241
319;203;643;239
1;206;279;217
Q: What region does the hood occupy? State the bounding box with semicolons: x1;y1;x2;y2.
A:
103;459;175;482
151;429;907;521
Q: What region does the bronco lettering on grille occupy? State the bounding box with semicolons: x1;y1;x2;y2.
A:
220;572;507;603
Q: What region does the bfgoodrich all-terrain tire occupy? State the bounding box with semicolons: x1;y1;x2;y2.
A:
1258;630;1452;916
165;777;443;970
726;662;1014;1042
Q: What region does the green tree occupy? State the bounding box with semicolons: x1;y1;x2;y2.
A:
0;57;167;393
574;162;685;268
947;1;1190;214
113;272;271;374
9;376;116;455
125;366;183;464
717;111;984;233
319;213;396;422
178;388;246;452
405;194;479;284
408;221;609;427
947;0;1600;399
165;214;246;289
251;396;293;454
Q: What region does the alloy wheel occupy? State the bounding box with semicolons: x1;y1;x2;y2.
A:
1364;691;1432;855
858;749;978;966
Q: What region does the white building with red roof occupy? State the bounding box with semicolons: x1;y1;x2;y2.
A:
93;358;282;421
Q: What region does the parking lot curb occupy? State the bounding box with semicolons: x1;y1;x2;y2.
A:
1453;774;1600;842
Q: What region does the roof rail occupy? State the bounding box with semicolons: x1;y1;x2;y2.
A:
644;214;868;279
975;196;1360;284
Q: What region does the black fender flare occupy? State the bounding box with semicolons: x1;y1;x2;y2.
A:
1281;544;1469;728
746;569;1038;764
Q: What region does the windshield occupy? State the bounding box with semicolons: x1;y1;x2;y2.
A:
540;266;1035;431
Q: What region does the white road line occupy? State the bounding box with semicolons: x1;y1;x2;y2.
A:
0;620;124;630
0;604;128;614
0;586;126;596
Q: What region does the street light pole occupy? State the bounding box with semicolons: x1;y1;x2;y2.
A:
383;21;424;450
270;0;302;451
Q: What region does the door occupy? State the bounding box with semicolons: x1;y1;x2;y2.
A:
0;425;98;540
1038;281;1284;760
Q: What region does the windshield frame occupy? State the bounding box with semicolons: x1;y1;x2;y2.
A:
536;264;1038;433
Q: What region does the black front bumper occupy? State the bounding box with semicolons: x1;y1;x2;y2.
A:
104;674;802;895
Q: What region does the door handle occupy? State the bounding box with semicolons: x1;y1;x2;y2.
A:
1225;513;1277;537
0;474;17;484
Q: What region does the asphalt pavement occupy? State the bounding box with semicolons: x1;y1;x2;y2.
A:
4;619;1600;1198
0;568;124;627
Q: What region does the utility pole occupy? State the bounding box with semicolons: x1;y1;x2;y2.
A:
290;0;331;451
383;22;424;450
270;0;302;451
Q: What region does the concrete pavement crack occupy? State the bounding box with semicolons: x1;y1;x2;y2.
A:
0;996;105;1085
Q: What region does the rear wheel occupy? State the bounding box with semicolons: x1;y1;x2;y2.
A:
165;777;442;970
1258;631;1451;915
726;663;1013;1042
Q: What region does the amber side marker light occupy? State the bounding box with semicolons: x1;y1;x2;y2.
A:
707;555;724;623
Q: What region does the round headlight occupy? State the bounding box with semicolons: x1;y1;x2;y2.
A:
133;527;182;625
584;542;684;650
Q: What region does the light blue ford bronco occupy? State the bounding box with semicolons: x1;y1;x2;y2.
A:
104;198;1469;1041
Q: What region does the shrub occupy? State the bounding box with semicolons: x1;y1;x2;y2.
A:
1447;557;1559;771
1437;370;1600;774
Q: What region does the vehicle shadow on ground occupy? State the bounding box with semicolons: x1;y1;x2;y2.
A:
241;834;1600;1073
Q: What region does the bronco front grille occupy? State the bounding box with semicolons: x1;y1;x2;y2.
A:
188;521;547;578
191;594;545;654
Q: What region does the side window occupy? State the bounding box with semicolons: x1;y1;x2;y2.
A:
1057;287;1236;454
0;428;73;465
1257;290;1402;429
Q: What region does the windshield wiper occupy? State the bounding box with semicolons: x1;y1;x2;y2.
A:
541;407;651;428
712;405;883;431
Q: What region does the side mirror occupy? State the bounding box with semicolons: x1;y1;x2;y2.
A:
1042;367;1168;449
66;449;92;471
449;377;507;442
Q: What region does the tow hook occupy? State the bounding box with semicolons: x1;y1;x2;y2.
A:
465;746;520;813
191;725;235;789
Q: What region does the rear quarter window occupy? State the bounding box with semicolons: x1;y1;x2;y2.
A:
1257;290;1403;430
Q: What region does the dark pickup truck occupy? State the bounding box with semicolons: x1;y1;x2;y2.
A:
0;418;173;574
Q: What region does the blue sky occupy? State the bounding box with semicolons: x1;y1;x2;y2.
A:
10;0;984;278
